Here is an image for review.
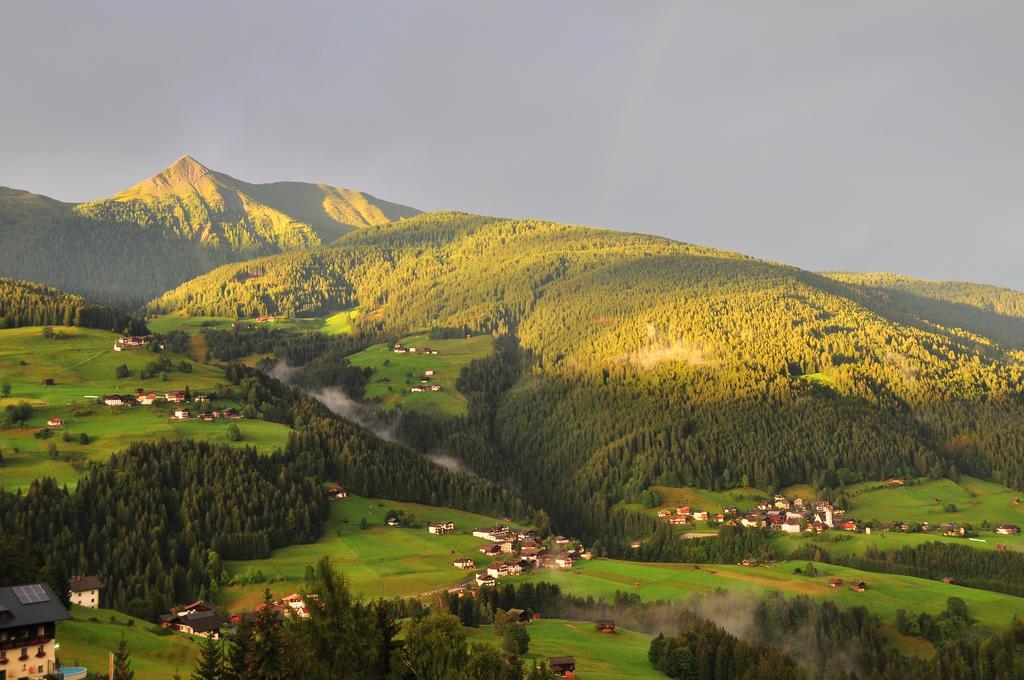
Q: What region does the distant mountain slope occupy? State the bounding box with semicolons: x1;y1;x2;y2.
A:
826;272;1024;350
0;277;146;333
150;212;1024;541
0;157;419;306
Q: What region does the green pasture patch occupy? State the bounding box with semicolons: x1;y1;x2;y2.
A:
847;476;1024;531
509;558;1024;634
217;494;517;612
58;607;199;680
347;333;495;416
467;618;661;679
0;326;291;490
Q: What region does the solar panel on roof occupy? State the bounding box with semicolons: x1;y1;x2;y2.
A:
12;584;49;604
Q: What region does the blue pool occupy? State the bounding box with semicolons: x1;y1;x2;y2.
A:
60;667;88;680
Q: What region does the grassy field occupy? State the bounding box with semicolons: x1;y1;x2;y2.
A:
322;307;360;334
634;477;1024;552
216;494;516;612
467;619;661;679
347;333;495;416
0;326;292;490
509;558;1024;634
846;476;1024;529
58;607;199;680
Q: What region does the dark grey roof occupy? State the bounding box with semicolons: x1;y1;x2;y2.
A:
68;575;106;593
0;583;69;630
181;610;227;633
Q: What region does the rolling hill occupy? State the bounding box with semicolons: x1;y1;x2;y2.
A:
148;212;1024;544
0;156;419;306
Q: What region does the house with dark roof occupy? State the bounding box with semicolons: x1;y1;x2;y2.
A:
159;601;228;639
0;583;70;679
68;576;105;609
547;656;576;677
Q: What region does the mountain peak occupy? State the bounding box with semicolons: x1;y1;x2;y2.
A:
157;154;212;183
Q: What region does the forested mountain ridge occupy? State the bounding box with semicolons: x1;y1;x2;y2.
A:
148;212;1024;544
826;272;1024;351
0;277;146;333
0;156;419;306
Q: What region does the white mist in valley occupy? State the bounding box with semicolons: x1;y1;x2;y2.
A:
271;360;468;473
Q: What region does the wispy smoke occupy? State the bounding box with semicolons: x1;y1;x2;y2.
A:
425;453;465;474
269;360;397;441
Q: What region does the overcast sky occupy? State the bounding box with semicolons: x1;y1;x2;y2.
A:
2;2;1022;288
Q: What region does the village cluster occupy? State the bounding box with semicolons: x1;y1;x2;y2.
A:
659;480;1022;541
96;389;240;422
432;522;590;591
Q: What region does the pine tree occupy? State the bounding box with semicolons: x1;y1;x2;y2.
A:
112;633;135;680
191;634;223;680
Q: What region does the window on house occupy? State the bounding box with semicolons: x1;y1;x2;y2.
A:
0;648;7;660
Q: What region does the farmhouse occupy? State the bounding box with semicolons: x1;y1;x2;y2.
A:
487;564;510;578
780;518;802;534
996;524;1021;535
429;384;443;392
281;593;309;618
0;583;70;680
326;487;348;500
387;518;400;527
424;370;435;377
596;619;616;633
472;526;511;542
553;554;574;570
159;601;228;639
740;515;762;528
691;510;709;521
46;417;63;429
102;395;136;407
173;409;190;420
827;578;844;588
453;558;476;570
739;558;759;567
853;581;867;593
165;391;187;403
114;335;151;351
67;576;105;609
675;505;690;516
475;573;496;587
137;391;159;405
410;386;426;392
428;521;455;535
547;656;576;677
478;544;503;557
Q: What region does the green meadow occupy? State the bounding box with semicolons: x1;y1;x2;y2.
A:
509;558;1024;634
845;476;1024;529
467;619;661;679
58;607;199;680
347;333;495;416
0;326;291;490
634;477;1024;553
216;494;516;612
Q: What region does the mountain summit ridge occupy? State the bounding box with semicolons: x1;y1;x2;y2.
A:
0;156;420;305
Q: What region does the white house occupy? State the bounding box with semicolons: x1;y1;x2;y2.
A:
68;576;105;609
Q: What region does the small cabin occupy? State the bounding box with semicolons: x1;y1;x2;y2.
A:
596;619;616;633
547;656;576;677
828;578;844;588
852;581;867;593
46;417;64;429
42;378;55;386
